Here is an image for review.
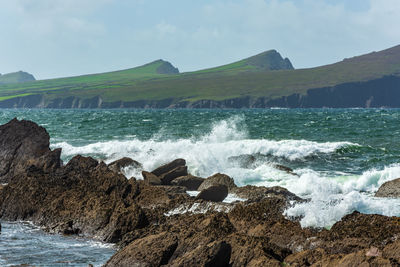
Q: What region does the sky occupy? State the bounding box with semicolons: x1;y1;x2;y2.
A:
0;0;400;80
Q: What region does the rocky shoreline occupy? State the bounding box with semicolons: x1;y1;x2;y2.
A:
0;118;399;266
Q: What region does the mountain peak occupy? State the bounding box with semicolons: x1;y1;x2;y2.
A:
156;60;179;74
0;71;36;84
143;60;179;74
245;50;294;70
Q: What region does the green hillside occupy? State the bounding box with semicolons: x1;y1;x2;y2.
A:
0;45;400;105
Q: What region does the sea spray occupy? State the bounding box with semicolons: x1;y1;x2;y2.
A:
1;109;398;228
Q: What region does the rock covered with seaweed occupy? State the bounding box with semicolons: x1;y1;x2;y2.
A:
0;118;399;266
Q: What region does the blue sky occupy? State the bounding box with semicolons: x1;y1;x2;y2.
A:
0;0;399;79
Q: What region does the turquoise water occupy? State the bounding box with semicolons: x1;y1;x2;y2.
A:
1;108;400;264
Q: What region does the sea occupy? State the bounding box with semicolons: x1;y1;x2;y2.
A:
1;108;400;266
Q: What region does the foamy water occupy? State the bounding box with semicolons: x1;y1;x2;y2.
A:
51;115;400;228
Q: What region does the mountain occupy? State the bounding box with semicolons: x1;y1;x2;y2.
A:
193;50;293;74
0;46;400;108
0;71;35;84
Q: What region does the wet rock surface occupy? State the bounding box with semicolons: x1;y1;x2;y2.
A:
0;119;399;266
198;173;237;192
170;175;204;190
375;178;400;198
108;157;142;175
0;118;61;183
196;184;228;202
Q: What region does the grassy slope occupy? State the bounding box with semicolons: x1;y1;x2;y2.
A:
1;45;400;103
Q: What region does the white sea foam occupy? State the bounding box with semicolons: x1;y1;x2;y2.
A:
50;116;400;228
284;165;400;228
53;116;353;181
186;191;247;203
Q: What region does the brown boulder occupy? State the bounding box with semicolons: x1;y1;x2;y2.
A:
108;157;142;175
141;171;161;185
198;173;237;192
169;241;231;267
105;232;178;267
171;175;204;190
197;184;228;202
159;165;188;185
0;118;62;183
274;164;298;176
151;158;186;177
232;185;303;203
375;178;400;198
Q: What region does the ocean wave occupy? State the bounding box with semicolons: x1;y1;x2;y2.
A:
48;116;400;229
52;116;355;179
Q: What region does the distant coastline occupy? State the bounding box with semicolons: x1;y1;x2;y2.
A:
1;45;400;108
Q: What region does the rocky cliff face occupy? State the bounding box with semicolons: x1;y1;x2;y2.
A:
0;118;61;183
1;75;400;109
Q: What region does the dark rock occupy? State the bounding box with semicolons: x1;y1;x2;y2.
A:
228;154;257;168
198;173;237;192
108;157;142;175
274;164;298;176
318;211;400;254
151;158;186;177
170;241;231;267
159;166;188;185
375;178;400;198
171;175;205;190
105;232;178;267
0;118;62;183
382;240;400;264
232;185;303;203
0;153;147;242
141;171;161;185
196;184;228;202
100;204;148;243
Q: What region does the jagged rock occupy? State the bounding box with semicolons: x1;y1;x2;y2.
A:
375;178;400;198
196;184;228;202
382;240;400;263
232;185;303;203
318;211;400;254
151;158;186;177
171;175;205;190
159;166;188;185
100;203;148;243
198;173;237;192
274;164;298;176
0;154;146;242
142;171;161;185
0;118;62;183
170;241;231;267
228;154;257;168
105;232;178;267
108;157;142;175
